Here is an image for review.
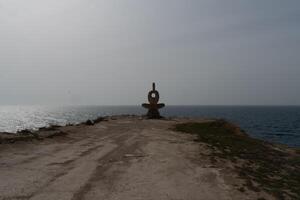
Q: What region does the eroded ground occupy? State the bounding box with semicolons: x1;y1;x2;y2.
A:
0;116;273;200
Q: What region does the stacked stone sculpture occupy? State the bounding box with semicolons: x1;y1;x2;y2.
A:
142;83;165;119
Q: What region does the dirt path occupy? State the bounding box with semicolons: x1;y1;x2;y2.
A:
0;117;273;200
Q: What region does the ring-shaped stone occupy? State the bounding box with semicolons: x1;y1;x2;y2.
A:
148;90;159;104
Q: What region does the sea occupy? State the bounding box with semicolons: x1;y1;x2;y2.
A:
0;105;299;148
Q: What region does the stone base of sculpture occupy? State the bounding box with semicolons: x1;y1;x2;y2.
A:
142;104;165;119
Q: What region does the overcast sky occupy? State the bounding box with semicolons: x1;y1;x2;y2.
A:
0;0;299;105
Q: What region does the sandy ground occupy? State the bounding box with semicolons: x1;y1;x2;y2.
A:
0;116;273;200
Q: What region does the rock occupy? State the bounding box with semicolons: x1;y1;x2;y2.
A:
85;120;94;126
17;129;32;135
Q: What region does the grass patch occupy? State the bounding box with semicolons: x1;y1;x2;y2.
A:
174;120;300;199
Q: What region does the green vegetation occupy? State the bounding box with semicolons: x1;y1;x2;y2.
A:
174;120;300;199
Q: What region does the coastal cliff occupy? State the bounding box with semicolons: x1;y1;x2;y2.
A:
0;116;299;200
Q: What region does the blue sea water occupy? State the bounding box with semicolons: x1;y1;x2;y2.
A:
0;105;299;147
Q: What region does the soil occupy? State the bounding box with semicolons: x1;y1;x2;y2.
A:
0;116;275;200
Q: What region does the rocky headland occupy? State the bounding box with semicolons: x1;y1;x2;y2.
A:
0;116;299;200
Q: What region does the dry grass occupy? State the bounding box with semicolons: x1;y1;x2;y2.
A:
174;120;300;199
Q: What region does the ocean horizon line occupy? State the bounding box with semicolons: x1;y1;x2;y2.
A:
1;104;300;107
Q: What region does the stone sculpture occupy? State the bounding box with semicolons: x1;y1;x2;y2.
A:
142;83;165;119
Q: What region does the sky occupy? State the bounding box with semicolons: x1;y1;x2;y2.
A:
0;0;300;105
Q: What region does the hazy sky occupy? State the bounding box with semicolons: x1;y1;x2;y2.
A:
1;0;299;105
